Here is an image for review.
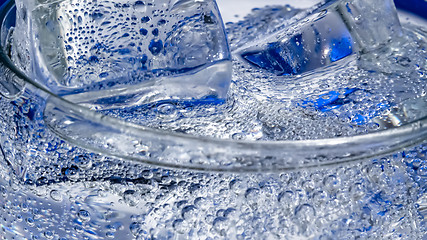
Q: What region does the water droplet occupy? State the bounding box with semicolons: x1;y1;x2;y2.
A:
99;72;109;78
245;187;259;199
396;56;411;67
278;190;294;204
181;205;197;221
213;217;228;233
26;217;35;227
229;179;247;195
141;16;150;23
134;0;146;10
106;231;115;238
158;19;166;26
172;219;187;234
139;28;148;36
141;170;153;178
417;166;427;176
295;204;316;222
75;225;84;233
312;190;327;205
323;175;340;192
0;185;7;197
223;208;236;218
44;230;54;239
156;103;176;115
62;165;80;181
231;132;244;140
194;197;210;210
129;222;141;236
123;189;140;206
78;209;91;222
88;55;99;63
74;155;92;170
148;39;163;55
50;190;63;202
91;10;104;20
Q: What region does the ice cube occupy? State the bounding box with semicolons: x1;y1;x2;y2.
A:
238;0;402;75
13;0;231;109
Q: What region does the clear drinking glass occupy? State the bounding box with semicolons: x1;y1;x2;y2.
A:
0;0;426;239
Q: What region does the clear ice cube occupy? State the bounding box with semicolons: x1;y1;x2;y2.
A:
238;0;402;75
13;0;231;109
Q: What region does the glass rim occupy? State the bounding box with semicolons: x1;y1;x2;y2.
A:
0;0;426;172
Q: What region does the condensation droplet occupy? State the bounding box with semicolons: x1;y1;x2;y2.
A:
78;209;91;222
123;189;140;207
50;190;63;202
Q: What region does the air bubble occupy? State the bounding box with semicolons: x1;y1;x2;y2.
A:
417;166;427;176
181;205;197;220
129;222;141;235
194;197;210;210
213;217;228;233
44;230;54;239
139;28;148;35
99;72;109;78
278;190;295;204
50;190;62;202
295;204;316;221
141;16;150;23
123;189;140;206
74;155;92;170
231;133;244;140
26;217;35;227
172;219;186;234
78;209;91;222
148;39;163;55
156;103;177;116
106;232;115;238
0;185;7;197
229;179;247;195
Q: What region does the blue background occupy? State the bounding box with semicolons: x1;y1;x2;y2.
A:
394;0;427;19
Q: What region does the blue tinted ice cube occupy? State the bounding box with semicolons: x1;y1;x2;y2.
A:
238;0;402;75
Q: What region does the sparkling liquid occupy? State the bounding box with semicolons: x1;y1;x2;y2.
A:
0;2;426;240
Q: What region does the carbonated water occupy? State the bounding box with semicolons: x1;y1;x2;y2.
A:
0;0;426;239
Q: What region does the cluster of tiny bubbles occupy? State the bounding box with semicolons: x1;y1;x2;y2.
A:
225;5;303;51
403;144;427;230
2;141;426;239
0;87;426;238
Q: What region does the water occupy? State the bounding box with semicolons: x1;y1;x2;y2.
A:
0;0;426;239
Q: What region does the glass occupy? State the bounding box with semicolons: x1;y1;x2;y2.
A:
0;0;426;239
